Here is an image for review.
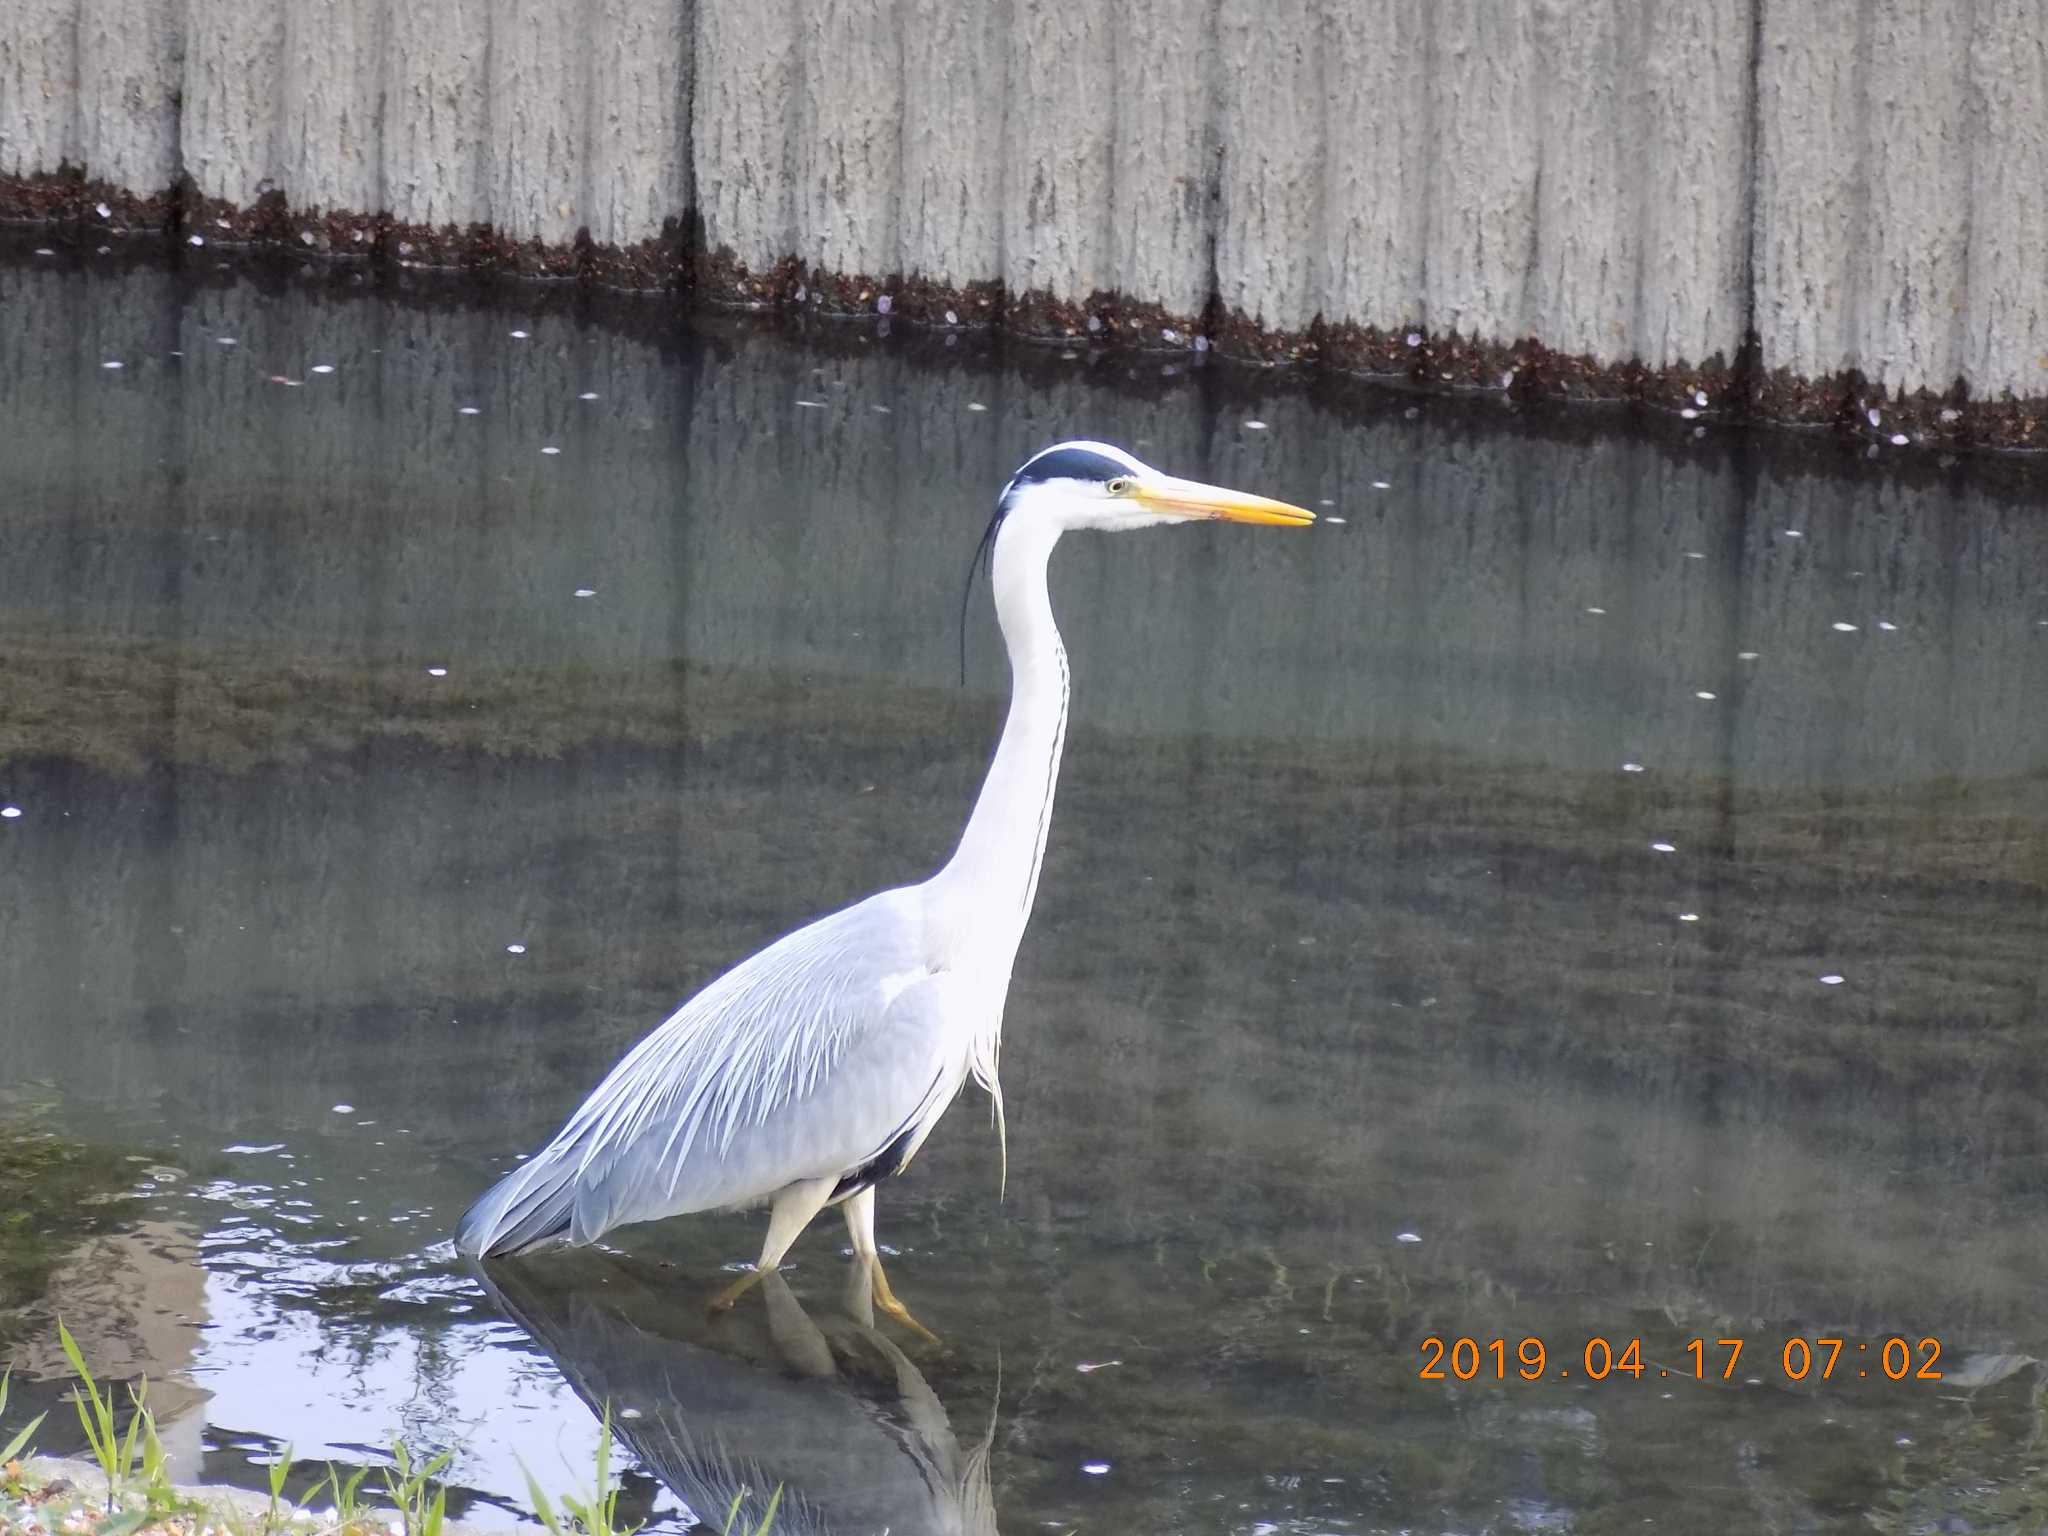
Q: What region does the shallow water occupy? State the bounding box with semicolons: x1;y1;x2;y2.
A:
3;244;2047;1535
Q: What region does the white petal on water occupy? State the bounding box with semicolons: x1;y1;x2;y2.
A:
1678;913;1700;922
458;406;480;415
944;309;959;325
1820;974;1845;986
1737;651;1760;660
1877;621;1898;631
1318;498;1335;506
966;402;988;412
1;806;21;819
1396;1231;1422;1243
426;666;448;677
1622;762;1645;773
1082;1463;1111;1476
506;944;527;955
331;1104;355;1114
1684;551;1704;560
1162;327;1180;343
1890;433;1908;446
1832;621;1858;632
541;446;561;455
509;329;529;339
101;360;124;370
1783;529;1803;538
1325;517;1347;525
1405;332;1422;347
1694;389;1709;407
1194;335;1210;352
1940;408;1961;424
1372;480;1391;489
1695;690;1717;699
1680;407;1699;419
794;399;828;408
1243;419;1268;430
1075;1360;1123;1373
574;588;596;598
1651;842;1676;853
578;391;599;400
33;247;55;256
1086;315;1102;332
311;364;335;374
189;234;205;247
875;294;892;314
96;202;112;217
1866;407;1881;428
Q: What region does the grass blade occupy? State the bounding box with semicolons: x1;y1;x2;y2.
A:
1;1409;48;1465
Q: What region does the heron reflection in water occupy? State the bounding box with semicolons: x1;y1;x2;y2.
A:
456;444;1313;1330
477;1253;998;1536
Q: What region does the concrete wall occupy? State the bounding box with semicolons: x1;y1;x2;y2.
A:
2;1;2045;402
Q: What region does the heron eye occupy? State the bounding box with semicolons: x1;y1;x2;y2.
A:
1105;476;1136;496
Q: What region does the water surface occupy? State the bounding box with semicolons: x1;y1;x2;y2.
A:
3;245;2048;1534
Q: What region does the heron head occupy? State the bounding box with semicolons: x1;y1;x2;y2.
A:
957;440;1313;682
990;440;1316;535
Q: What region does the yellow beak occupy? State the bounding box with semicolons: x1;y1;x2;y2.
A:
1133;474;1316;526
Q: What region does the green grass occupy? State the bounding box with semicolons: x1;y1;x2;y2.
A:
0;1329;783;1536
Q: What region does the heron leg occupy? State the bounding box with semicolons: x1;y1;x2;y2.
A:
708;1176;836;1318
843;1186;939;1344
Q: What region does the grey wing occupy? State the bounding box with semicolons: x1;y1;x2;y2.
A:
454;886;965;1257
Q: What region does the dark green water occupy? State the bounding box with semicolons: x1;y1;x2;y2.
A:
3;243;2047;1534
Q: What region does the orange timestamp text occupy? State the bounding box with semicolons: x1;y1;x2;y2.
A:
1418;1335;1944;1383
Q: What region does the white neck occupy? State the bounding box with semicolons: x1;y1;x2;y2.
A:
929;514;1070;967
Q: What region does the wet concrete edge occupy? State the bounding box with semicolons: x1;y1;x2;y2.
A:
5;167;2045;458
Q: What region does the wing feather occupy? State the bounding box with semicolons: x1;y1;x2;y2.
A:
457;885;966;1255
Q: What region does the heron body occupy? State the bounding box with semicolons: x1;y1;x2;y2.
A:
454;441;1312;1322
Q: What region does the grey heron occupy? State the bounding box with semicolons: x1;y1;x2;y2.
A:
454;440;1313;1332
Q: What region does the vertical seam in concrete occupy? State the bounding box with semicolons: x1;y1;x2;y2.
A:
373;0;391;228
1199;0;1221;323
1851;0;1877;395
681;0;700;270
1311;0;1330;328
1627;0;1648;364
480;2;496;242
1102;0;1117;302
1953;0;1979;394
790;0;807;268
994;0;1013;302
1519;4;1543;347
1418;3;1436;337
1741;0;1765;386
892;0;908;284
580;0;599;265
69;1;83;177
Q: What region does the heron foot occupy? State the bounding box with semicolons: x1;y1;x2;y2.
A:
706;1267;765;1319
869;1257;940;1345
